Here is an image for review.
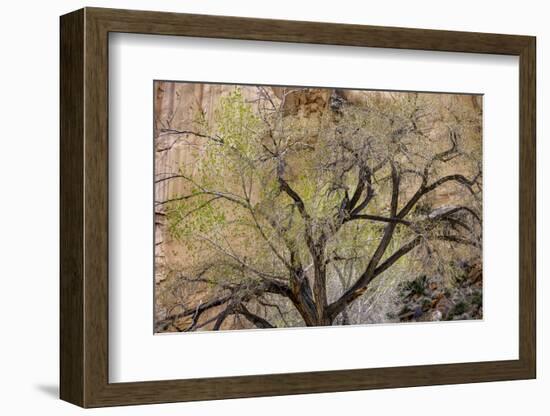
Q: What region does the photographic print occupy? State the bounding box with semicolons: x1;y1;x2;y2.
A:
154;82;482;333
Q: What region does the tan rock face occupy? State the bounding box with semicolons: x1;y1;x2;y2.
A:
274;87;331;116
154;82;256;284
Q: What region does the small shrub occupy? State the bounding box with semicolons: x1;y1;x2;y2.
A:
471;292;482;307
453;301;468;316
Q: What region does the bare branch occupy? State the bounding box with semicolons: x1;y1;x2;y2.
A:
236;304;275;329
156;294;232;332
346;214;411;226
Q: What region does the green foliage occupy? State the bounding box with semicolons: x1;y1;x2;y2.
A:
452;301;468;316
403;275;428;297
471;291;483;307
166;193;226;243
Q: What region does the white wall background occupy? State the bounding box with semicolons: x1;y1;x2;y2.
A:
0;0;546;414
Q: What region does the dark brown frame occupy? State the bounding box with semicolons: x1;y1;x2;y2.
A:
60;7;536;408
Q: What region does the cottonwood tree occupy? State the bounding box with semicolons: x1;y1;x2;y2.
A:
155;87;482;331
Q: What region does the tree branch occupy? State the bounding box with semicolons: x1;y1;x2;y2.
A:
327;163;401;318
156;295;232;332
398;173;480;219
346;214;411;226
236;304;276;329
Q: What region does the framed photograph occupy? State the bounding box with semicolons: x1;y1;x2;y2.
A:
60;7;536;408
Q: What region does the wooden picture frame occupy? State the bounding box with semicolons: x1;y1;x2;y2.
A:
60;7;536;408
